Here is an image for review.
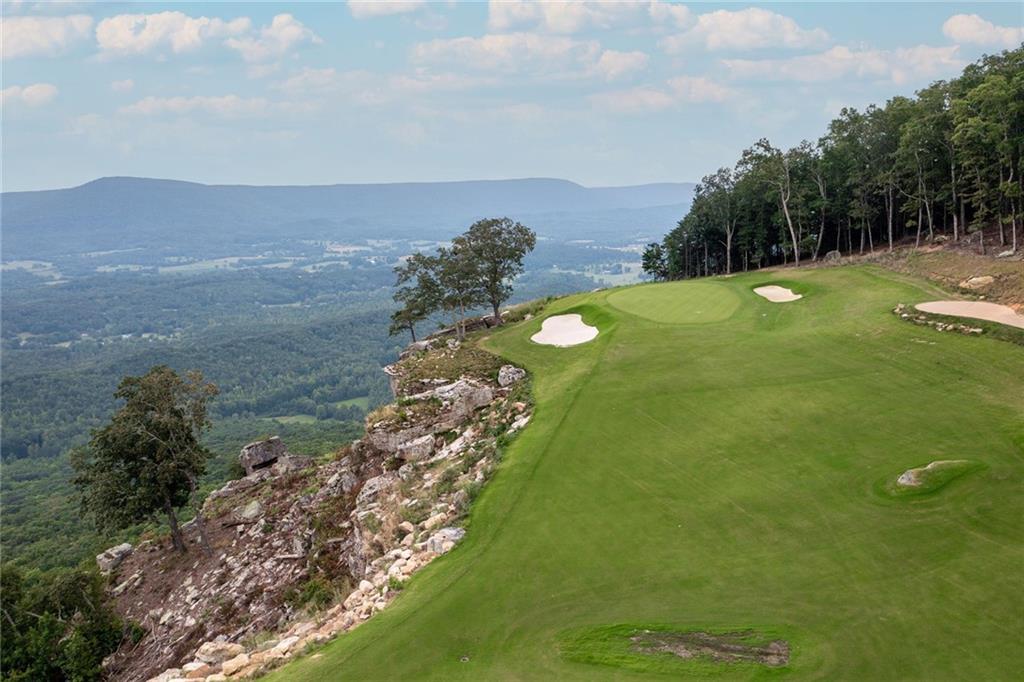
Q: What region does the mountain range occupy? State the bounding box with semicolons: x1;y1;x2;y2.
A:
1;177;695;258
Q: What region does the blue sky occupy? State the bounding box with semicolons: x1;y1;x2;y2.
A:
2;1;1021;191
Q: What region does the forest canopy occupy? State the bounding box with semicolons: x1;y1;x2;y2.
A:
643;47;1023;280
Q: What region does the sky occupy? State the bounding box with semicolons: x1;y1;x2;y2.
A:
2;1;1022;192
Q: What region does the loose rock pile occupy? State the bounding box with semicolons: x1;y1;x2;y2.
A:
104;340;530;682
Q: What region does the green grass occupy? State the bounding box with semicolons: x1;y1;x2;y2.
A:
273;414;318;424
336;395;370;410
272;265;1024;681
608;280;742;324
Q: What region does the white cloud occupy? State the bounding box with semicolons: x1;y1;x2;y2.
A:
1;82;58;106
119;94;270;117
391;70;498;92
591;86;675;113
275;67;346;94
1;14;93;59
272;66;496;105
412;32;644;81
647;1;692;29
413;33;597;73
95;11;251;57
723;45;963;85
591;74;735;114
225;14;321;63
110;79;135;92
942;14;1023;48
348;1;426;19
593;50;649;81
661;7;828;52
488;1;690;34
666;75;734;102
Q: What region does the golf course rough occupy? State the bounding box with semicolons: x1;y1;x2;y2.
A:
272;266;1024;681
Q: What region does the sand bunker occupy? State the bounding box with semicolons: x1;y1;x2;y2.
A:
753;285;802;303
915;301;1024;330
897;460;969;487
530;314;598;347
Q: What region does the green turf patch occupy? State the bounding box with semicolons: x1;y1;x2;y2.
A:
559;624;792;676
881;459;985;498
607;281;741;324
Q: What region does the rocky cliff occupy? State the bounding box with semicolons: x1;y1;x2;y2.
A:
101;335;531;682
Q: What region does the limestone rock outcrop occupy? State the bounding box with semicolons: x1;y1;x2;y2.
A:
109;338;532;682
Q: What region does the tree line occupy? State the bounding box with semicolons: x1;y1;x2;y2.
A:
643;47;1022;280
389;218;537;341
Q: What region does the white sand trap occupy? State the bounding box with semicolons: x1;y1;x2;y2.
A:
753;285;802;303
915;301;1024;330
530;314;598;347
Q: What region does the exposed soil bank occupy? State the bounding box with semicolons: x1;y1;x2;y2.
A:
915;301;1024;329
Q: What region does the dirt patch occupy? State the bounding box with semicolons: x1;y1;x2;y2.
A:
630;630;789;667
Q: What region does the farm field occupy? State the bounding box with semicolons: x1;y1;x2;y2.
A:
274;266;1024;681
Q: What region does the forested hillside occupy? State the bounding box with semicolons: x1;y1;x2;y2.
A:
643;47;1022;278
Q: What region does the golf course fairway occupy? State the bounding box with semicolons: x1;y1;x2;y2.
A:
273;266;1024;680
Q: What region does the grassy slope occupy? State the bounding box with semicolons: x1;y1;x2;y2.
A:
274;265;1024;681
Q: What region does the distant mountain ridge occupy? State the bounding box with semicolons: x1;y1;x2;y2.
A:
1;177;695;258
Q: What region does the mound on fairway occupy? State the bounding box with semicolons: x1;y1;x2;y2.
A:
530;314;598;347
753;285;803;303
608;281;740;323
887;459;984;497
915;300;1024;329
273;267;1024;682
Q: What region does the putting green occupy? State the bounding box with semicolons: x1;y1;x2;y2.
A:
608;280;741;324
273;266;1024;681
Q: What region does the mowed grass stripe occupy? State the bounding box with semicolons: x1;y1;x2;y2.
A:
273;265;1024;681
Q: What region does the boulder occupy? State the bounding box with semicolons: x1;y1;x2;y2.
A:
426;527;466;554
111;571;144;596
271;454;314;475
824;250;841;262
272;636;300;655
429;379;494;421
422;512;448;531
397;434;434;462
996;249;1015;258
239;437;287;476
146;669;183;682
236;500;262;522
498;365;526;387
366;424;431;454
356;473;397;509
96;542;133;574
195;641;245;665
182;661;213;679
399;339;433;360
959;275;994;290
508;414;531;433
220;653;250;676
